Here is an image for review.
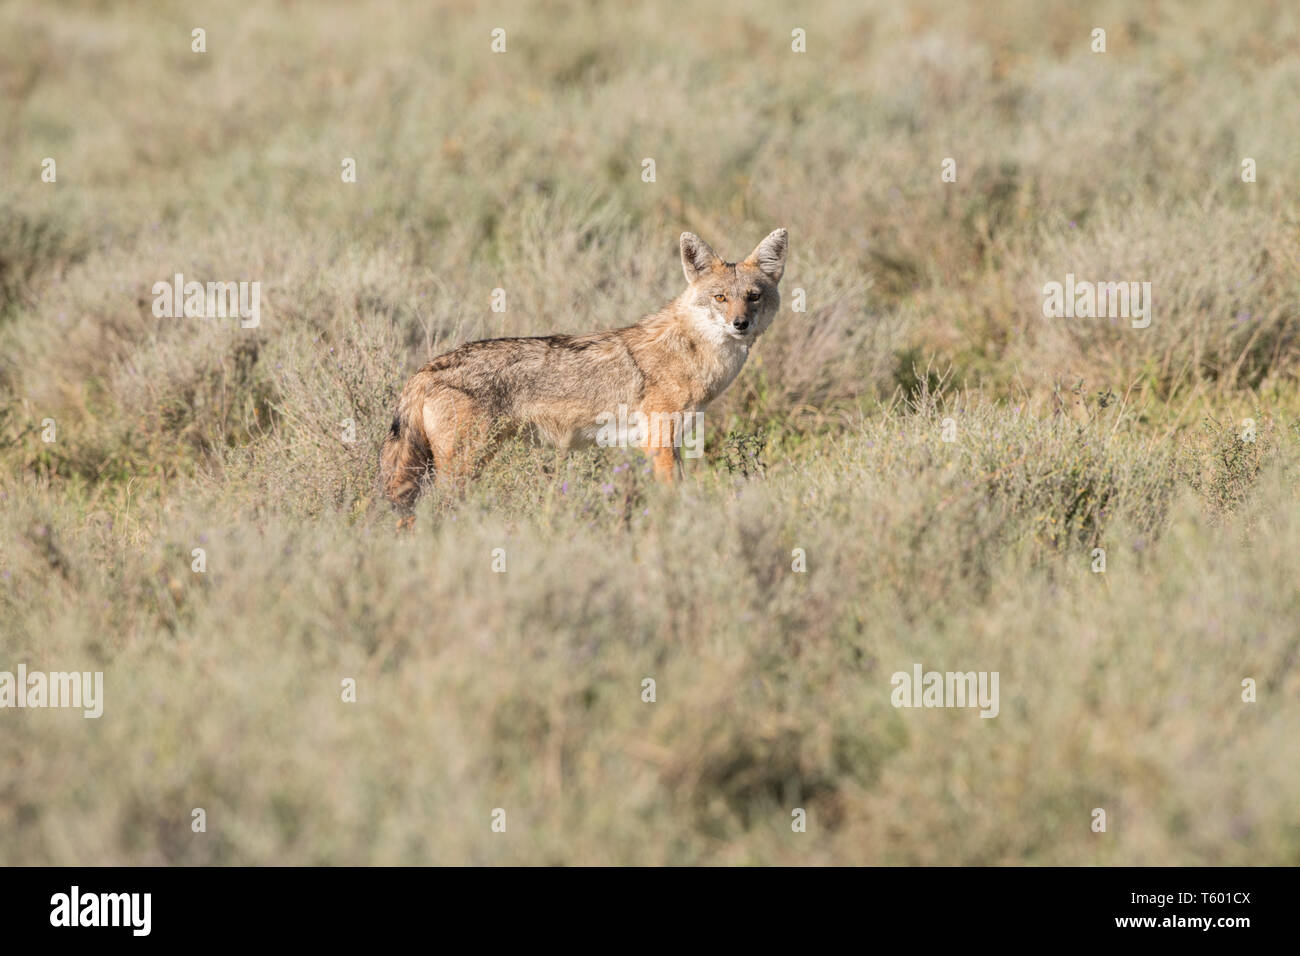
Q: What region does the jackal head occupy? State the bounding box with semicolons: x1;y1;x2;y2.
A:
679;228;787;342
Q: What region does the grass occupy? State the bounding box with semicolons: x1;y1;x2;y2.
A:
0;0;1298;865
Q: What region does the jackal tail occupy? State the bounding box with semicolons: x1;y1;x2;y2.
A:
379;404;432;509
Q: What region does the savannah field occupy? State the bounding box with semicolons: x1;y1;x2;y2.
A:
1;0;1298;865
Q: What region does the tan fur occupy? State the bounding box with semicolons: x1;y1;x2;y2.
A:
379;228;788;508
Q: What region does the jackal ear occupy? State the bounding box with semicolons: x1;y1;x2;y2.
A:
744;228;788;282
680;232;722;283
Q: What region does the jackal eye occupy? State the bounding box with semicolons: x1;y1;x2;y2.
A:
713;293;727;302
745;291;761;302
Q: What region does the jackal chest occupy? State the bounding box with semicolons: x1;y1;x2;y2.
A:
698;339;752;404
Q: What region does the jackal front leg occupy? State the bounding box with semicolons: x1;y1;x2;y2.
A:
642;410;682;484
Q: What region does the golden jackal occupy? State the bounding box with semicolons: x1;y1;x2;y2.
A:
380;228;787;507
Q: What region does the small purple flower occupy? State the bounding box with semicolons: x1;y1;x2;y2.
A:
560;481;569;495
600;483;614;495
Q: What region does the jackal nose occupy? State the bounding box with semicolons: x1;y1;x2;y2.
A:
733;318;750;332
